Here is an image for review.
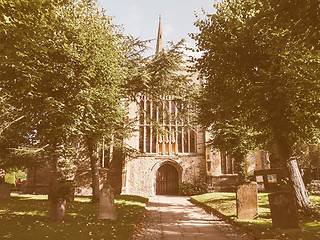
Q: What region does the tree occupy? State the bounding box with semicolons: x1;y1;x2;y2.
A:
0;93;22;137
66;1;127;202
192;0;320;209
0;86;43;172
0;0;126;221
206;121;261;182
124;39;196;103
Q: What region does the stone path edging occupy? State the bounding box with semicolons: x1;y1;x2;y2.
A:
129;198;150;240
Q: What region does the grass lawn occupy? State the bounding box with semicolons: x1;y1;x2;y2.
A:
192;192;320;240
0;193;148;240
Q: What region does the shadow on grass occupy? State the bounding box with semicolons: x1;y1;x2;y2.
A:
193;192;320;240
0;194;148;240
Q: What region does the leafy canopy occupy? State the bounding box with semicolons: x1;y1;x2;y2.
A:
0;0;126;169
192;0;320;154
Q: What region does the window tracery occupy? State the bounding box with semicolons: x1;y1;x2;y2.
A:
139;96;196;155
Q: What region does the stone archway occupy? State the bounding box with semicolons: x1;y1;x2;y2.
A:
150;160;182;195
156;164;179;195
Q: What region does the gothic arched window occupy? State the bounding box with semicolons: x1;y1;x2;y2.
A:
139;96;196;155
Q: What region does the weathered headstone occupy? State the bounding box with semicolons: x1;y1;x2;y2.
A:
268;192;299;228
98;184;117;220
0;182;12;200
236;182;258;220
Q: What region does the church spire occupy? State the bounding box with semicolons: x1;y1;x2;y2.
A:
155;14;164;54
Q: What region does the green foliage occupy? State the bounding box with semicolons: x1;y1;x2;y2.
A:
0;93;22;138
0;0;197;210
0;0;127;175
0;0;195;169
294;144;320;168
307;181;320;196
50;180;75;201
0;93;38;170
0;194;148;239
192;0;320;153
179;181;207;196
124;39;195;102
123;38;198;133
192;0;319;208
4;169;26;185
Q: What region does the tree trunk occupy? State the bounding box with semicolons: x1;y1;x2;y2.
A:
275;138;311;209
287;157;311;209
48;143;67;222
106;147;123;194
50;198;66;222
233;150;247;183
86;138;100;202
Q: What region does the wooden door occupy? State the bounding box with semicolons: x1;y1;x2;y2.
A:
156;164;178;195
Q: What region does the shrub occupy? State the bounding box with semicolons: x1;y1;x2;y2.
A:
50;180;75;201
179;181;207;196
307;181;320;196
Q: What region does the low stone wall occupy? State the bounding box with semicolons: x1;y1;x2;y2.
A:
23;167;108;196
208;175;239;192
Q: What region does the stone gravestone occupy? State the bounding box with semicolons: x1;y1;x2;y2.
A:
236;182;258;220
98;184;117;220
0;182;12;200
268;192;299;228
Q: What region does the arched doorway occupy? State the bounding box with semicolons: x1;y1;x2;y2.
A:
156;164;179;195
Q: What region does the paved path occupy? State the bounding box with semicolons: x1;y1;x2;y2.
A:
131;196;253;240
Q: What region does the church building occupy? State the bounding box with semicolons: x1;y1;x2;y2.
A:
120;16;269;196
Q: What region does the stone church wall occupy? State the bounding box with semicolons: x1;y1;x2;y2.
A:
122;154;206;197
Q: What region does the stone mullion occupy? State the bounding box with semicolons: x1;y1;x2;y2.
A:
226;155;230;174
182;127;185;153
156;101;159;153
161;100;165;155
143;97;146;153
168;99;172;154
159;99;165;154
194;126;198;154
232;158;236;174
155;101;159;153
174;101;178;154
138;96;145;153
148;98;152;153
149;100;152;153
188;112;191;153
101;138;105;167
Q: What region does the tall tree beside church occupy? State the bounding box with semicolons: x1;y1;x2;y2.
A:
0;0;126;220
67;1;126;202
192;0;319;209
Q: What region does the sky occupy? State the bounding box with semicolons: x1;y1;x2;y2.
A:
99;0;216;56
